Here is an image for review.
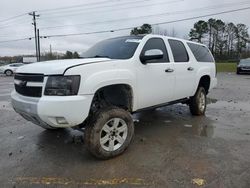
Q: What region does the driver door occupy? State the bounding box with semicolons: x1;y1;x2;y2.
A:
136;37;175;109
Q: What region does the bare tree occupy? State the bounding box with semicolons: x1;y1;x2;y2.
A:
152;25;168;36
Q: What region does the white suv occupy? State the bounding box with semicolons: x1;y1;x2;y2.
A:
11;34;217;159
0;63;24;76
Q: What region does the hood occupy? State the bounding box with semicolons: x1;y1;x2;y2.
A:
239;63;250;67
16;58;111;75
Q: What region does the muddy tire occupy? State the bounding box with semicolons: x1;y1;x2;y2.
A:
84;106;134;159
5;70;13;76
189;87;207;116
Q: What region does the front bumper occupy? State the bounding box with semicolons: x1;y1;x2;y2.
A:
237;67;250;73
11;91;94;128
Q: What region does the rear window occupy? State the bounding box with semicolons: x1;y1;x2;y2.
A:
168;39;189;62
187;43;214;62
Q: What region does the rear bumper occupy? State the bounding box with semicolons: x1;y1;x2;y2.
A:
11;91;94;128
210;77;217;90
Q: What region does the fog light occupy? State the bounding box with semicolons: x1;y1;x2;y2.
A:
56;117;68;124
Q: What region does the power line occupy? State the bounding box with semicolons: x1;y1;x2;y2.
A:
39;1;250;30
39;0;183;19
0;21;32;30
39;0;156;15
0;13;29;23
0;37;33;43
41;6;250;38
38;0;131;12
1;6;250;44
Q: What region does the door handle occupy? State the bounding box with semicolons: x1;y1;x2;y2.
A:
165;68;174;73
187;67;194;71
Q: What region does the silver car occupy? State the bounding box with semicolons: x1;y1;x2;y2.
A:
0;63;24;76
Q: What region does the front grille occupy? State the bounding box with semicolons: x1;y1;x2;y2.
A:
242;66;250;70
14;73;44;97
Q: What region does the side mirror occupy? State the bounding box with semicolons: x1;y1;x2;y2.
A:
140;49;164;64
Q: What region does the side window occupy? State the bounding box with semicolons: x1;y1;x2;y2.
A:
141;38;169;63
187;43;214;62
168;39;189;62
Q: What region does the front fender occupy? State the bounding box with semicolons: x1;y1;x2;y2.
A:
80;69;138;110
82;69;135;93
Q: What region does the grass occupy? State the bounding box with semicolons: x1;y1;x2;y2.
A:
216;62;237;72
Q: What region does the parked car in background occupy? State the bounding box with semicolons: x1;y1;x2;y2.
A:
0;63;24;76
237;58;250;74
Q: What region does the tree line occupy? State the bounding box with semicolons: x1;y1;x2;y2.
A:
0;51;80;64
130;20;250;61
189;19;249;60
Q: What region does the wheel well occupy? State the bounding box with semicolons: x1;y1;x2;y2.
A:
91;84;133;112
4;69;13;74
198;75;210;94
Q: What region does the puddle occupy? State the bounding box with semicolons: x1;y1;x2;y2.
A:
0;101;13;111
208;100;250;112
207;98;218;104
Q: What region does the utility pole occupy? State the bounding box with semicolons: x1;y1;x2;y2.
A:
37;29;41;62
29;11;40;62
50;44;52;54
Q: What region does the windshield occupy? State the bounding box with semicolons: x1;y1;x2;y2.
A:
82;36;143;60
240;59;250;64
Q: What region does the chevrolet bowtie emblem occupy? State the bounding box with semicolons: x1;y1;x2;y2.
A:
19;81;27;87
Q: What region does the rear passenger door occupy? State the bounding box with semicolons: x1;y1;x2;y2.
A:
168;39;197;99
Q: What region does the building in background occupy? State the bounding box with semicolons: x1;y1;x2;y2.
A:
22;56;37;64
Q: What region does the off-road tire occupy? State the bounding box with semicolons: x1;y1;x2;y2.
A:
189;87;207;116
84;106;134;159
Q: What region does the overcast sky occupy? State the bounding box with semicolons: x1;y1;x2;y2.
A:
0;0;249;56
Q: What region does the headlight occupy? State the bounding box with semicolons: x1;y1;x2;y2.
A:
44;75;80;96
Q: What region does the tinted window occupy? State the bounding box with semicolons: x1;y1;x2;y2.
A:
10;64;21;67
141;38;169;63
187;43;214;62
82;36;143;60
168;39;189;62
12;64;23;67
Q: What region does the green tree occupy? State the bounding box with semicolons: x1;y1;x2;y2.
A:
206;19;225;55
225;23;237;56
64;51;73;59
73;51;80;58
214;20;226;56
235;24;249;57
189;20;208;42
130;24;152;35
